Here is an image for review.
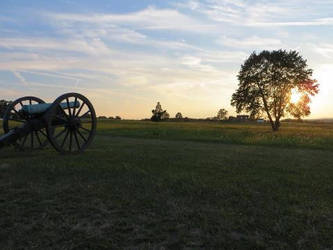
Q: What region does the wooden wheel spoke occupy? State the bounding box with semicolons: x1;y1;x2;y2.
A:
35;131;42;146
58;105;69;121
21;134;28;148
77;129;88;143
75;102;85;117
11;108;24;120
61;129;70;148
30;132;34;148
69;130;73;152
66;97;72;117
79;125;91;133
74;130;81;150
79;110;91;119
54;128;67;139
73;97;78;117
39;129;48;138
55;114;68;123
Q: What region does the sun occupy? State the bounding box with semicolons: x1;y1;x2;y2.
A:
290;88;302;104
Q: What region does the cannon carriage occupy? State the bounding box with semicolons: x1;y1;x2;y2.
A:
0;93;97;153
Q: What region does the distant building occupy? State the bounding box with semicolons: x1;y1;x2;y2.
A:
257;119;265;123
236;115;249;120
228;115;249;121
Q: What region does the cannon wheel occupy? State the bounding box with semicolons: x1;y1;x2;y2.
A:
46;93;97;153
2;96;50;150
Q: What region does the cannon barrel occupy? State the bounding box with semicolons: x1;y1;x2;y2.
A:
0;119;45;149
21;101;80;115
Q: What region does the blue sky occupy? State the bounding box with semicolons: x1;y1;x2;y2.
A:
1;0;333;118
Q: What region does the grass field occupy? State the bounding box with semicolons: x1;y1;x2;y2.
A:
1;120;333;249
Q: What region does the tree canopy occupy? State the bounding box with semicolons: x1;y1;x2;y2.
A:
216;108;228;120
231;50;319;131
175;112;183;119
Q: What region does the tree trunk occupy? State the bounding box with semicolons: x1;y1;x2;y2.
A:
269;119;277;131
273;119;280;131
259;89;276;131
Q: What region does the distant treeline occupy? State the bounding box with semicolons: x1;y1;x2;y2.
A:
142;117;262;123
282;118;333;123
98;116;121;120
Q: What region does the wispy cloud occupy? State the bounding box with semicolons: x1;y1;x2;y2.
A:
313;43;333;59
247;18;333;27
218;36;282;50
0;37;112;56
47;6;215;32
12;71;29;86
178;0;333;27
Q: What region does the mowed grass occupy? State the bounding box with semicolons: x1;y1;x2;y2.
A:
99;120;333;150
0;120;333;249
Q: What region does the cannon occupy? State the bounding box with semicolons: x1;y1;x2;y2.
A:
0;93;97;153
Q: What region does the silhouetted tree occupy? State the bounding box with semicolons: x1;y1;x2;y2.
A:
115;116;121;120
151;102;169;121
216;108;228;120
231;50;319;131
0;100;11;118
175;112;183;119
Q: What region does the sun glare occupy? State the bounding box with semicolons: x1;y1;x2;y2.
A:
290;89;302;104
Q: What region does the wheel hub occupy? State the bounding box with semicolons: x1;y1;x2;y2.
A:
68;117;81;130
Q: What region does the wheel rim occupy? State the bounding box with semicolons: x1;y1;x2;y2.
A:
46;93;97;153
2;96;49;150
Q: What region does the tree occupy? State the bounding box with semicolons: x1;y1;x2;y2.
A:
216;108;228;120
175;112;183;119
151;102;169;121
0;100;11;118
231;50;319;131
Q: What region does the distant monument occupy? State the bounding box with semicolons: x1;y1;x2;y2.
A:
155;102;163;113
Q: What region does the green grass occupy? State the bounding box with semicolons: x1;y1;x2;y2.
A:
1;121;333;249
99;120;333;150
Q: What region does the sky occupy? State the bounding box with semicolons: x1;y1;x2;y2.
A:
1;0;333;119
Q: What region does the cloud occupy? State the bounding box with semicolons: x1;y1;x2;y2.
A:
12;71;29;86
0;37;112;56
218;36;282;50
47;6;215;32
313;43;333;59
247;18;333;27
178;0;333;27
